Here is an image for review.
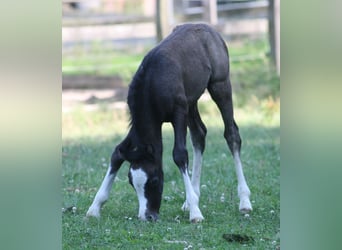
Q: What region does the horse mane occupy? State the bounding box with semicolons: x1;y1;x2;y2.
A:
127;63;146;128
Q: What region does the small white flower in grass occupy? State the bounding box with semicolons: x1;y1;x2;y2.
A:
272;240;277;245
201;184;207;189
270;210;275;214
220;193;225;202
72;206;77;213
244;213;250;218
75;188;80;194
62;207;65;213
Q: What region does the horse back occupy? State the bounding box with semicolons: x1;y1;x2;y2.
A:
128;24;229;121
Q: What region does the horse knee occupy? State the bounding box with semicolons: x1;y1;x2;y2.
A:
198;128;207;153
225;124;241;154
173;147;188;171
110;147;124;173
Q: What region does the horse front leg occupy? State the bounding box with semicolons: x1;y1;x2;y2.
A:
182;104;207;212
172;109;204;223
86;144;125;218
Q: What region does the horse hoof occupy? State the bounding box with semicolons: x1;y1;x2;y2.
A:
191;217;204;223
181;201;189;211
86;207;101;218
239;199;252;214
239;208;252;214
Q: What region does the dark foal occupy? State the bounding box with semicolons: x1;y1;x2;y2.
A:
86;23;252;222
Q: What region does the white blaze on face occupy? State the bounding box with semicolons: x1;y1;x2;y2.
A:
130;168;148;220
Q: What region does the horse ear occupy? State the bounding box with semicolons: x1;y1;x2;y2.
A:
119;144;143;162
117;139;134;161
117;142;129;161
118;142;154;162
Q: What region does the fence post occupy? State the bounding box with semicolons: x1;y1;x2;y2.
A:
156;0;173;42
156;0;162;42
268;0;280;75
275;0;280;75
203;0;218;25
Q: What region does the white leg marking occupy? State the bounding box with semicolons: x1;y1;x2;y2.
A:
191;147;202;197
182;146;203;211
233;152;252;213
130;168;148;220
182;170;204;222
86;166;116;218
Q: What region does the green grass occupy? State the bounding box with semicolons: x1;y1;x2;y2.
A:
62;95;280;249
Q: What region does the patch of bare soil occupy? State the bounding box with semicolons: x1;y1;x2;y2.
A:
62;75;128;112
62;75;125;89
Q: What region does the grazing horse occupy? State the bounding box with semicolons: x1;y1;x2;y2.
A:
86;23;252;222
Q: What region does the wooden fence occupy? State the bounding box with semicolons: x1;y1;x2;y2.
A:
62;0;279;75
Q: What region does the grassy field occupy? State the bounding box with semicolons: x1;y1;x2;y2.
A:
62;36;279;249
62;94;279;249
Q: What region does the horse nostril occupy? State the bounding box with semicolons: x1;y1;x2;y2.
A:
146;212;159;221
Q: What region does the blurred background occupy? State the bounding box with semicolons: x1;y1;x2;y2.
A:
62;0;279;113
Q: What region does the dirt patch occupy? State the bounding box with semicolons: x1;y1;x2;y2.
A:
62;88;128;112
62;75;129;112
62;75;126;90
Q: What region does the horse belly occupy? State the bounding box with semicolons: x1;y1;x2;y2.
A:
182;65;211;106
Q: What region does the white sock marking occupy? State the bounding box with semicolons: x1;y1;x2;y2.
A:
191;147;202;197
233;151;252;213
182;145;203;212
130;168;148;220
182;170;204;222
87;166;116;218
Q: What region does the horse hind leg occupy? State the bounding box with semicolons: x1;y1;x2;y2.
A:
182;104;207;212
231;122;252;213
208;79;252;213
